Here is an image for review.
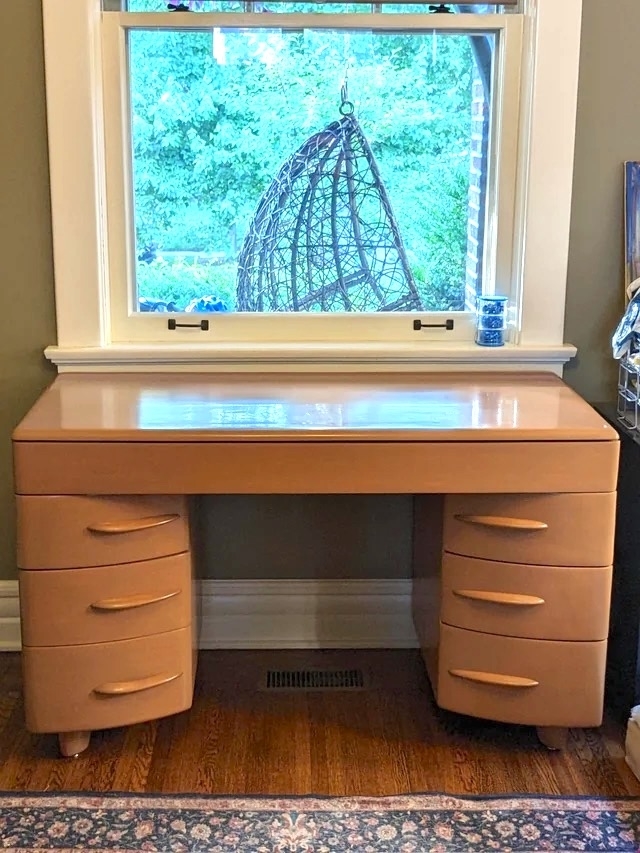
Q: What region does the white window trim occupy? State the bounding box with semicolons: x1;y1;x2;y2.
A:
41;0;582;373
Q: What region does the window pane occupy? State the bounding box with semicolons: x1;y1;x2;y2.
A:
120;2;367;10
127;26;495;313
382;5;513;12
114;2;517;11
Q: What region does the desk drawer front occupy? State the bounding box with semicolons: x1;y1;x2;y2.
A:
441;554;611;641
19;553;192;647
17;495;189;569
13;439;620;496
443;492;615;567
437;624;606;727
22;627;194;734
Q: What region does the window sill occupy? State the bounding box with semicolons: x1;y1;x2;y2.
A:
45;342;577;373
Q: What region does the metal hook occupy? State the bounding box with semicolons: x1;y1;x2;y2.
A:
340;77;354;116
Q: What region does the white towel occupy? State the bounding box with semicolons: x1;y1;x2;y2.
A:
625;706;640;781
627;278;640;301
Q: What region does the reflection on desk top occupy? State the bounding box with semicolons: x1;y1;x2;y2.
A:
13;372;618;443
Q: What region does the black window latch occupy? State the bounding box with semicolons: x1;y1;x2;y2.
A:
413;318;455;331
168;318;210;331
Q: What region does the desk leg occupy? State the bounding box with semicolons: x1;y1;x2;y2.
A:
58;731;91;758
536;726;568;751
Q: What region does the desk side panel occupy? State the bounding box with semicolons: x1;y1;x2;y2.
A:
14;440;619;495
412;495;443;690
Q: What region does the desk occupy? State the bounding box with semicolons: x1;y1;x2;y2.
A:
12;372;619;757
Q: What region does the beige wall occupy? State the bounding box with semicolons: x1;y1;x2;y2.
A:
0;0;635;580
0;2;56;583
200;495;414;579
564;0;640;401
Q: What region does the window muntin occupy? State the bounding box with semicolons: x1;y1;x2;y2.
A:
112;2;518;12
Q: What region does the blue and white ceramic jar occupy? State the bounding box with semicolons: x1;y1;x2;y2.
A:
475;295;508;347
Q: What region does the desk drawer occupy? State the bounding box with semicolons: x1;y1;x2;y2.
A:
441;553;611;641
443;492;615;567
22;627;194;734
17;495;189;569
437;624;606;727
19;552;192;647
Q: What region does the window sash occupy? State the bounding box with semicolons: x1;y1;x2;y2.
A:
102;11;521;343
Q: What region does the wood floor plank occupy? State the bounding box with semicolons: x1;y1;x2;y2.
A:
243;693;312;795
0;701;51;791
600;715;640;796
153;704;209;793
192;699;226;794
514;747;572;795
312;694;368;795
204;695;252;795
568;725;639;797
362;690;413;794
144;713;180;792
0;650;638;798
111;721;158;793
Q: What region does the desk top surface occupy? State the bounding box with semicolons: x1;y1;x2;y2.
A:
13;373;618;443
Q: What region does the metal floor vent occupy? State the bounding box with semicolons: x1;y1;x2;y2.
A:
264;668;367;691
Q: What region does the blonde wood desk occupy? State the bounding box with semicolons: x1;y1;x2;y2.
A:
12;372;619;757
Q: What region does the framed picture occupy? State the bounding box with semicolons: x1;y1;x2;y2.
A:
624;161;640;291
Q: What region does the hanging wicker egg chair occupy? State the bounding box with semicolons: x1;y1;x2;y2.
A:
236;96;423;313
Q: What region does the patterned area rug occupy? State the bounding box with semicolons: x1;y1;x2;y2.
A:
0;792;638;852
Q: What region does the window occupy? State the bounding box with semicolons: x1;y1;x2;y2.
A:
127;27;494;316
102;2;521;342
42;0;582;369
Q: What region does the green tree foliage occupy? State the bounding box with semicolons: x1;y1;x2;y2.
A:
128;16;479;310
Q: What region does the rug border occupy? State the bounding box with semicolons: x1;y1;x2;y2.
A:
0;790;638;814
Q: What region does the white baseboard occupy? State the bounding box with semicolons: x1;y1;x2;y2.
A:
0;582;21;651
198;579;419;649
625;709;640;782
0;578;421;651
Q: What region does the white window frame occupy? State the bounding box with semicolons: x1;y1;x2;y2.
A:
42;0;582;373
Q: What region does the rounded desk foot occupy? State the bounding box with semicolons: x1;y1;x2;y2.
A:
58;731;91;758
536;726;568;751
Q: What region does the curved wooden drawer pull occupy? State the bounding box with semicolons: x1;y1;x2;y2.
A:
94;672;181;696
86;514;180;535
453;589;545;607
449;669;539;688
454;514;548;531
90;590;181;612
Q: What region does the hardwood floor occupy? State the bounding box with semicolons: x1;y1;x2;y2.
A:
0;649;638;798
